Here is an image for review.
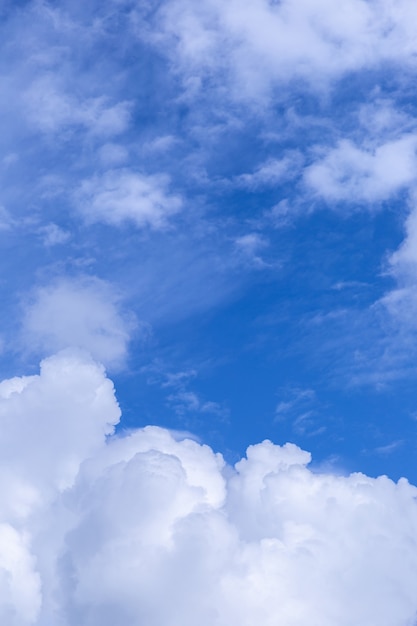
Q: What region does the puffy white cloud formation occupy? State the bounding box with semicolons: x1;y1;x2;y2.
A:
1;350;417;625
0;351;119;625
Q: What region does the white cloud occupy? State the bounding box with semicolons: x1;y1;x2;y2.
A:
376;196;417;342
77;169;183;229
0;524;41;625
21;277;134;368
143;135;179;154
0;206;14;230
304;135;417;205
141;361;227;419
0;354;417;624
23;75;131;137
234;233;270;268
167;390;228;418
236;153;303;190
390;202;417;274
38;223;70;246
0;351;120;500
98;143;129;166
154;0;417;100
0;351;120;624
357;99;413;136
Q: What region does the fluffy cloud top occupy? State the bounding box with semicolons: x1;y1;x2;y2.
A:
1;352;417;625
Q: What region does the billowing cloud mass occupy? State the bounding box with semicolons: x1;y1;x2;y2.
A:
0;351;416;625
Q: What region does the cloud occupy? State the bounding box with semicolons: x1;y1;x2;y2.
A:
374;195;417;357
1;353;417;624
23;75;131;137
141;361;227;420
21;277;135;368
76;169;183;229
389;201;417;275
275;388;324;437
0;206;14;230
37;223;70;246
234;233;270;268
167;390;228;419
0;524;41;625
304;135;417;205
153;0;417;101
0;350;120;624
236;153;303;190
98;143;129;166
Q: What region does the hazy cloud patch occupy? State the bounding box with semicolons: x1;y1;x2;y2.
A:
21;277;135;368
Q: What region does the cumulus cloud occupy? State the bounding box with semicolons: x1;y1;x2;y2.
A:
1;353;417;624
77;169;183;229
304;135;417;205
21;278;134;368
0;351;119;625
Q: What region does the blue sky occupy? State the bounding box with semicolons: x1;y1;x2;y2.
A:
2;0;416;478
3;2;417;624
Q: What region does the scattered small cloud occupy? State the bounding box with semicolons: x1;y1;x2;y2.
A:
38;223;70;246
76;169;183;229
374;440;403;455
142;360;228;420
23;75;132;137
234;233;270;268
236;153;303;190
304;135;417;205
265;199;294;228
275;387;316;418
0;206;14;230
167;389;229;419
275;387;325;436
21;277;136;369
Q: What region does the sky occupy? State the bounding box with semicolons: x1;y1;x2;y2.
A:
2;0;417;624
